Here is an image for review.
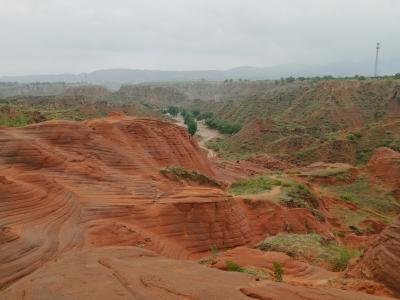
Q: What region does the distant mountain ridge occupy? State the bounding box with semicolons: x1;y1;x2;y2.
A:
1;60;399;85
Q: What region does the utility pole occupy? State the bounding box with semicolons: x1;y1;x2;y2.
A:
374;42;381;77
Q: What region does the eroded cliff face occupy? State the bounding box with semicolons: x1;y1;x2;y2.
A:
366;147;400;187
348;217;400;297
0;116;253;288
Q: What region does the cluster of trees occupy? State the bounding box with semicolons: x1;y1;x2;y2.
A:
205;117;242;134
275;73;400;85
181;109;197;136
164;106;242;135
188;108;242;134
166;106;179;116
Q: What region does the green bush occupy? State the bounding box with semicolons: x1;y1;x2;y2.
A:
225;260;243;272
167;106;179;116
272;261;283;282
279;182;318;209
328;245;361;271
205;118;242;134
181;111;197;136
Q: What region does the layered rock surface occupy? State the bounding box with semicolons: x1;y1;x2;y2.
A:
348;217;400;297
1;116;396;299
0;116;252;288
1;247;394;300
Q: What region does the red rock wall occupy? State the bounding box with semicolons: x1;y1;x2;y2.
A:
348;217;400;297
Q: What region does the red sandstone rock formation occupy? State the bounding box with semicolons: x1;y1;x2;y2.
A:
0;116;252;288
1;116;394;299
347;217;400;298
212;246;338;281
366;147;400;187
1;247;395;300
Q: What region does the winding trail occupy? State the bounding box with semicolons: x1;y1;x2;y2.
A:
172;114;221;158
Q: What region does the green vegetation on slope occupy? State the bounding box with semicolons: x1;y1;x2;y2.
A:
205;118;242;134
257;233;362;271
160;165;222;188
229;174;324;220
229;174;281;195
327;174;398;217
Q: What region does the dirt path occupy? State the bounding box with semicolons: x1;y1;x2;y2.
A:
172;114;221;158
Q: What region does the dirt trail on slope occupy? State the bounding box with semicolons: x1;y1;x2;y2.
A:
172;114;220;158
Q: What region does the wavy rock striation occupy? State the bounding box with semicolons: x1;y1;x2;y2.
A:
348;217;400;297
0;116;250;288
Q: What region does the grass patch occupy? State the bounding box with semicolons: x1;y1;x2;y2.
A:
161;165;223;188
331;205;372;229
229;174;281;195
257;233;361;271
303;167;352;181
328;174;398;216
0;114;29;127
225;260;270;279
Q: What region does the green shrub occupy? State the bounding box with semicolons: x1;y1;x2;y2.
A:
346;133;356;141
272;261;283;282
205;118;242;134
225;260;243;272
167;106;179;116
328;245;361;271
279;182;318;209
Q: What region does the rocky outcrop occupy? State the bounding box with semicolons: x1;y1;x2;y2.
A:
366;147;400;187
347;217;400;298
1;247;395;300
0;116;251;288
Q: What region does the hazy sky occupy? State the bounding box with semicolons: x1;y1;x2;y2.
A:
0;0;399;75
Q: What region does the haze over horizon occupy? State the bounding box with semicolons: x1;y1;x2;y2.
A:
1;0;399;77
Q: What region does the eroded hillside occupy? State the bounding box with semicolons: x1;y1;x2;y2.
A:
0;113;399;299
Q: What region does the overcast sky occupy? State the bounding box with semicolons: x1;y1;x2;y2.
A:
0;0;399;75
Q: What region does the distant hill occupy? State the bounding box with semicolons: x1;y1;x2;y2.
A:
1;60;399;86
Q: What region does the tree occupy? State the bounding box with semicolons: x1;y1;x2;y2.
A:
394;73;400;79
187;119;197;136
167;106;179;116
286;76;295;83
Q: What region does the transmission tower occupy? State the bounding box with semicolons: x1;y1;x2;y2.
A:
374;42;381;77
